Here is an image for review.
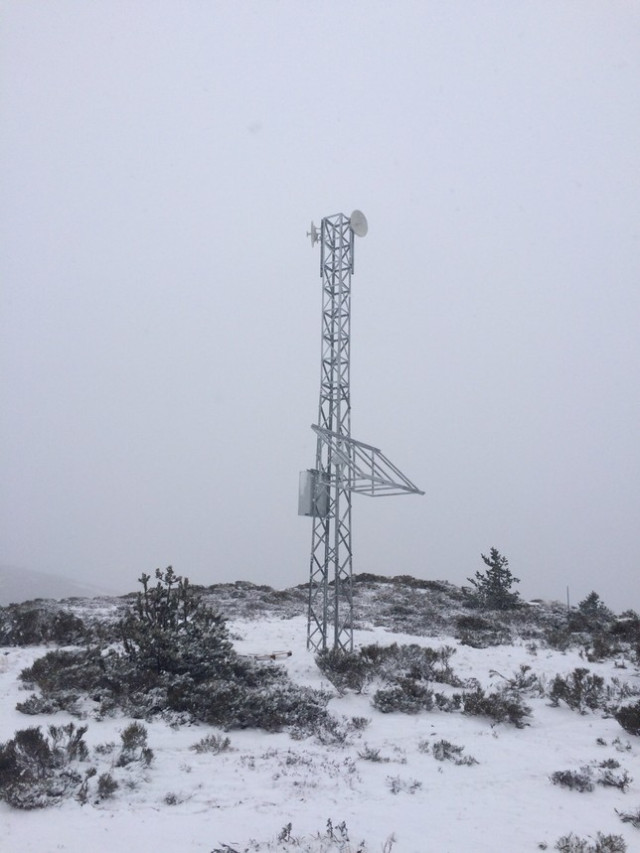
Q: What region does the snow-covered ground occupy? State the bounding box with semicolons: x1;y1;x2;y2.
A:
1;612;639;852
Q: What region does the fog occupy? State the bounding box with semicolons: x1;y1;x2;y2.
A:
1;1;639;612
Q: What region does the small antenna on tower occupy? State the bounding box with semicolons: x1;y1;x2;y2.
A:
307;222;319;246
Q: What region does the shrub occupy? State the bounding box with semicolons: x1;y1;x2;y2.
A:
597;767;632;792
357;745;390;763
315;648;375;695
616;805;640;829
0;724;90;809
549;669;606;713
550;768;594;793
386;775;422;795
0;604;87;646
117;722;153;767
462;685;531;728
554;832;626;852
97;772;118;800
190;733;232;754
372;678;433;714
615;700;640;736
431;739;478;766
359;642;461;686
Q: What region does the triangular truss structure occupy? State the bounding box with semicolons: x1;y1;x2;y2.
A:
311;426;424;497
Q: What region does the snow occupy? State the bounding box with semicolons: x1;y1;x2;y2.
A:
1;612;639;852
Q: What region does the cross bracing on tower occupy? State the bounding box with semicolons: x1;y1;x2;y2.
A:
299;211;423;653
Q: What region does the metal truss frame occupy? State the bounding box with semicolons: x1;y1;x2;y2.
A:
311;426;425;497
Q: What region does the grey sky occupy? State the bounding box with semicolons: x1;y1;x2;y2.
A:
1;1;639;612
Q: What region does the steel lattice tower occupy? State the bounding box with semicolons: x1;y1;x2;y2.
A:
309;213;355;652
299;211;423;653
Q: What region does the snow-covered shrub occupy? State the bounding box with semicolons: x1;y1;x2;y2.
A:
190;733;232;754
554;832;626;852
430;739;478;766
357;745;390;763
117;722;153;767
615;700;640;736
462;685;531;728
214;818;371;852
359;642;461;686
550;768;594;793
597;765;632;792
0;604;87;646
315;648;375;695
372;677;434;714
0;724;90;809
616;805;640;829
433;691;463;712
96;772;118;800
549;668;606;713
386;775;422;794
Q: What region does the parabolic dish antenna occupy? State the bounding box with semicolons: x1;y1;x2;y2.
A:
350;210;368;238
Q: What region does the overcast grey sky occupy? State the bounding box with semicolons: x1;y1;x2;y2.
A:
1;1;639;612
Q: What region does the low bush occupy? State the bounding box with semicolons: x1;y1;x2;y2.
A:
550;768;594;793
462;685;531;728
96;772;118;800
190;733;232;754
615;700;640;737
616;805;640;829
386;775;422;795
549;669;606;713
0;604;87;646
372;678;433;715
0;724;90;809
315;648;375;695
554;832;626;852
430;739;478;766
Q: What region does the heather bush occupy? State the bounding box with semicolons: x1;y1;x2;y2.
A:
0;604;87;646
615;700;640;737
549;668;606;713
96;772;118;800
462;685;531;728
616;805;640;829
0;724;90;809
359;642;461;686
315;648;375;695
430;739;478;766
554;832;626;852
550;768;594;793
117;722;153;767
372;678;434;714
190;733;232;754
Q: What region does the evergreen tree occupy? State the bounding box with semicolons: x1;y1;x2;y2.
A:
119;566;235;681
466;547;520;610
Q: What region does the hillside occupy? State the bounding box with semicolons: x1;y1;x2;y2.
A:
1;575;639;852
0;565;117;607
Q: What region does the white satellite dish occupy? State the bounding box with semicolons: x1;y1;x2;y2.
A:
350;210;368;237
307;222;319;246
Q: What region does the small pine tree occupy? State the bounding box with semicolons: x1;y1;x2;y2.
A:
466;548;520;610
119;567;235;681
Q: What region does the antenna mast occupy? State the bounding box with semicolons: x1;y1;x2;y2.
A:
299;211;423;653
